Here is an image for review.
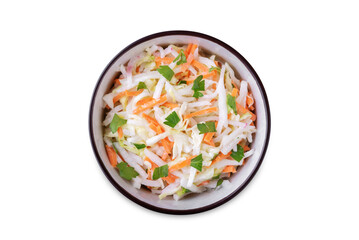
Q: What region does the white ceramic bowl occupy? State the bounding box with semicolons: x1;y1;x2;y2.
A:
89;31;271;214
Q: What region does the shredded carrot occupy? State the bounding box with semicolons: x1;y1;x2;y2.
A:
210;152;232;166
228;113;232;119
155;57;175;66
202;70;216;78
105;105;111;110
105;145;117;167
162;102;179;109
249;106;255;111
243;145;250;152
161;151;168;161
192;60;209;72
250;112;256;121
161;138;172;154
231;88;238;97
246;95;254;106
142;113;164;134
184;43;193;57
163;173;178;184
145;157;158;169
117;127;123;139
115;78;121;85
169;156;195;172
197;180;210;187
189;44;197;55
181;53;194;72
136;65;140;73
113;91;126;103
149;123;158;133
133;95;167;114
136;97;153;106
236;102;248;115
184;107;218;120
223;165;237;173
203;121;218;145
125;89;144;96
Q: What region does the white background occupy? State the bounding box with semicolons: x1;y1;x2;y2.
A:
1;0;358;239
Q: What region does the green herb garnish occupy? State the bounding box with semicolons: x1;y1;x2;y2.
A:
192;75;205;99
227;94;238;115
173;49;187;65
209;66;221;73
117;162;139;180
133;143;146;150
137;81;147;90
163;111;180;128
110;114;127;133
197;121;217;134
191;154;203;172
157;65;174;81
230;145;244;162
152;164;169;180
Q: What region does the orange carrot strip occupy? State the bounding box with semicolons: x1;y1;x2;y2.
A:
113;91;126;103
161;151;168;161
136;97;153;106
210;152;232;166
250;112;256;121
190;44;197;55
105;145;118;167
149;123;158;133
181;53;194;72
185;43;193;57
161;138;172;154
133;95;167;114
223;165;237;173
246;95;254;106
125;89;144;97
105;105;111;110
184;107;218;120
117;127;123;139
162;102;179;109
144;157;158;169
115;78;121;85
169;156;195;172
243;145;250;152
155;57;175;65
163;173;178;184
192;60;209;72
203;121;218;145
202;71;216;78
231;88;238;97
197;180;210;187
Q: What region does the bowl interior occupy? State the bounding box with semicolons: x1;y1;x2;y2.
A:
90;33;270;213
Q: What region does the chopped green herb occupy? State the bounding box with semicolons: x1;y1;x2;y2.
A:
133;143;146;150
117;162;139;180
197;121;217;134
152;164;169;180
227;94;238;115
157;65;174;81
178;80;187;85
176;187;191;197
173;49;187;65
191;154;203;171
216;178;223;188
192;75;205;99
163;111;180;128
110;114;127;133
230;145;244;162
209;66;221;73
137;81;147;90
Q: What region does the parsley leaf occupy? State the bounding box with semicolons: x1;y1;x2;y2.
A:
216;178;223;188
192;75;205;99
157;65;174;81
209;66;221;73
110;114;127;133
173;49;187;65
230;145;244;162
163;111;180;128
152;164;169;180
178;80;187;85
227;94;238;115
133;143;146;150
191;154;203;171
197;121;217;134
117;162;139;180
137;82;147;90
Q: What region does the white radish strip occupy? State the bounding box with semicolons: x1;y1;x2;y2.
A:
188;66;197;75
144;148;166;166
159;181;181;199
187;101;211;108
127;151;144;165
225;62;241;89
141;179;162;188
194;116;219;122
216;65;227;134
153;77;166;99
213;128;231;143
113;143;147;178
228;120;247;128
187;167;197;188
132;176;142;189
212;160;241;169
244;149;254;158
103;92;115;109
146;132;170;146
237;80;248;108
198;56;216;68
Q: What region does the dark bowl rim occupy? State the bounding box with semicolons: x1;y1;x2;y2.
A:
89;30;271;215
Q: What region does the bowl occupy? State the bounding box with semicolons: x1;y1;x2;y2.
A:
89;30;271;214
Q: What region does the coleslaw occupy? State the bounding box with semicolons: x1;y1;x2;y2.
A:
102;43;256;200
